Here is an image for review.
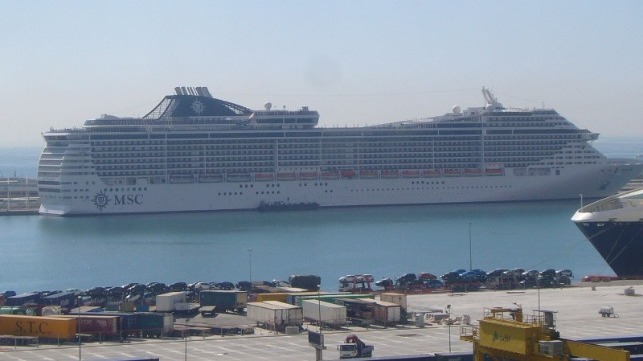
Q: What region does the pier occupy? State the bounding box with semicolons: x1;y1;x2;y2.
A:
0;177;39;215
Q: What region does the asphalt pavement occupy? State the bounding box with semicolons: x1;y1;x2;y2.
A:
3;282;643;361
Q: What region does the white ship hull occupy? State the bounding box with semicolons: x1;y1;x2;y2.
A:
40;163;639;215
38;87;643;216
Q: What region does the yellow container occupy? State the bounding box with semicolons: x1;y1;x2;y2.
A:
0;314;77;339
478;319;539;355
254;293;289;303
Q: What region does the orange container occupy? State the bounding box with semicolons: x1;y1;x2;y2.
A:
0;314;77;339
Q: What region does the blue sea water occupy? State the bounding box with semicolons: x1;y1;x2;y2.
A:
0;137;641;294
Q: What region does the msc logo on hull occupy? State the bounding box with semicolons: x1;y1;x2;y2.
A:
92;191;143;211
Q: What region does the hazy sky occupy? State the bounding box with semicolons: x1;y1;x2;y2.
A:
2;1;643;147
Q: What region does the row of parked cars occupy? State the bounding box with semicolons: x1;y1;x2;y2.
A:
374;268;574;291
2;276;318;309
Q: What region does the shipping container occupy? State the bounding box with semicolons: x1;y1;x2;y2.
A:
254;292;289;303
5;292;42;306
379;293;407;309
335;298;376;322
0;314;76;339
199;290;247;313
292;293;374;307
247;301;303;330
0;306;27;315
69;311;139;339
374;301;402;325
42;306;62;316
136;312;173;337
54;314;119;339
302;300;347;327
285;291;328;305
155;292;186;312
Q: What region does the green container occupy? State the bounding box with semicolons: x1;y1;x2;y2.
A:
0;306;26;315
199;290;247;312
294;293;374;307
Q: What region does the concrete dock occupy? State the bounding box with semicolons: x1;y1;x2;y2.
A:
2;283;643;360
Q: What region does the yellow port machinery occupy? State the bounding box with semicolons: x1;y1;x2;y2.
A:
460;307;631;361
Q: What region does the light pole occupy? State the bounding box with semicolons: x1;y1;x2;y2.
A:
468;222;472;271
447;304;452;352
248;249;253;294
77;296;82;361
317;284;324;361
317;285;322;334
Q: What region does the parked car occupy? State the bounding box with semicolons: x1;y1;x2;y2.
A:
169;282;188;291
375;278;393;288
460;269;487;283
418;272;437;280
487;269;508;277
556;269;573;278
424;279;445;289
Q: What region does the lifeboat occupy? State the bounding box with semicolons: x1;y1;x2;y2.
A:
198;174;223;183
340;169;356;179
298;172;319;180
321;171;340;179
359;170;379;179
485;167;504;176
444;169;462;176
227;173;251;182
401;169;421;178
276;172;296;181
170;174;195;183
254;173;274;181
464;168;482;176
422;169;442;177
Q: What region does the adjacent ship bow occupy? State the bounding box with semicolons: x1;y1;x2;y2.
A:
572;187;643;278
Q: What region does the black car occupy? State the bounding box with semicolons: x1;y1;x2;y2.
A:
170;282;188;291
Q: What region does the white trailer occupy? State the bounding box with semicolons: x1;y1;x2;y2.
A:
379;292;407;310
247;301;303;331
302;299;347;327
374;300;401;325
155;292;187;312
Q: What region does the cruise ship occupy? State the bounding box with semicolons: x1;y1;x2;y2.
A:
572;187;643;278
38;87;643;215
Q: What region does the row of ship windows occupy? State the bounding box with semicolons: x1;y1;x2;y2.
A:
88;140;578;153
48;133;580;149
349;185;512;192
82;160;603;177
90;157;543;170
85;152;600;170
114;152;596;163
88;135;578;148
88;156;594;169
86;145;592;159
218;189;338;197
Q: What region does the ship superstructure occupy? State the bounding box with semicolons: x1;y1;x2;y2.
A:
38;87;642;215
572;187;643;278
